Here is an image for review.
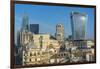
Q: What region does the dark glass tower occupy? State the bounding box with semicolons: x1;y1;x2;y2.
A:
30;24;39;34
71;12;87;40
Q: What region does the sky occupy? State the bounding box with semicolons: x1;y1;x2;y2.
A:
14;4;95;44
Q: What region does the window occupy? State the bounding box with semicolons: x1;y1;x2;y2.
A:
30;52;32;56
58;25;61;27
34;53;36;56
57;34;61;36
30;59;31;62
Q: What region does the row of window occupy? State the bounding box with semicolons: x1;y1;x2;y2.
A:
24;51;50;57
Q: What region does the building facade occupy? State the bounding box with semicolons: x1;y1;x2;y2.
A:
21;15;29;32
86;40;94;48
22;44;51;65
55;24;64;42
71;12;87;40
30;24;39;34
22;34;60;65
20;31;33;46
33;34;50;51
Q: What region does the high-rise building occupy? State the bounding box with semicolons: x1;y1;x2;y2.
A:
20;15;32;46
30;24;39;34
55;24;64;42
71;12;87;40
21;15;29;32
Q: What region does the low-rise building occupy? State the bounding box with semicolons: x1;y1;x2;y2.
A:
33;34;50;51
87;40;94;48
22;41;51;65
20;31;32;46
22;34;61;65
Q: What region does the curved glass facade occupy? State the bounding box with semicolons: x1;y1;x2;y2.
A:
71;12;87;40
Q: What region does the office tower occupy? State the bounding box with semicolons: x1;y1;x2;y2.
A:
55;24;64;42
30;24;39;34
71;12;87;40
21;15;29;32
20;15;32;46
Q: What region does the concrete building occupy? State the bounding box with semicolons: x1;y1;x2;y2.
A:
20;31;32;46
32;34;50;51
87;40;94;48
55;24;64;42
21;33;61;65
18;16;65;65
50;39;60;50
22;41;51;65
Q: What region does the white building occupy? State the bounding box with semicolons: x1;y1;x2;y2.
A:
20;31;32;46
33;34;50;51
55;24;64;42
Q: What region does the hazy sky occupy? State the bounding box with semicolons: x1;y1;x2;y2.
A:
14;4;95;44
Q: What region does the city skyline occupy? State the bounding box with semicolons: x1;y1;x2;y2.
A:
15;4;95;44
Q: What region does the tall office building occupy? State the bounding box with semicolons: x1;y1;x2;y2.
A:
55;24;64;42
20;15;32;46
71;12;87;40
30;24;39;34
21;15;29;32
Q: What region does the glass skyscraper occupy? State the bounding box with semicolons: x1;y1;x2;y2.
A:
21;15;29;32
30;24;39;34
71;12;87;40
